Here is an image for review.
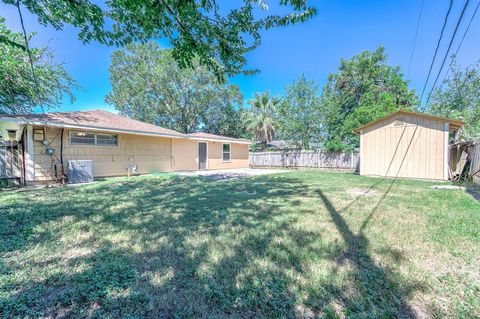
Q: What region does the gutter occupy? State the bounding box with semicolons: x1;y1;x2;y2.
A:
0;117;251;144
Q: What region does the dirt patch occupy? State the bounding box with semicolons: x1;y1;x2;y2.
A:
177;168;290;180
347;188;379;197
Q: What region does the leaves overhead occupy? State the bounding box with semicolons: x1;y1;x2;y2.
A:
105;42;246;136
0;17;78;114
2;0;317;79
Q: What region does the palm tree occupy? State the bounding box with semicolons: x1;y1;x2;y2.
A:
246;92;279;151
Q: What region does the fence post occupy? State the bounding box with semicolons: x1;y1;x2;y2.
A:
350;151;354;170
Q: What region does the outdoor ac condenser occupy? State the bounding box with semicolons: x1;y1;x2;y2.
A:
68;160;94;184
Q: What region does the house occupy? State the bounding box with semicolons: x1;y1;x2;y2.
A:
353;110;464;180
0;110;250;184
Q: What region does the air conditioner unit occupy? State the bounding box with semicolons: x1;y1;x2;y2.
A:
68;160;94;184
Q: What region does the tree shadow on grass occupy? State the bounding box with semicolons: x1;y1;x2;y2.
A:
0;174;427;318
313;189;424;318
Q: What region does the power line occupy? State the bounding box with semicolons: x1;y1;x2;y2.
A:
438;0;480;89
423;0;471;110
407;0;425;78
365;0;473;220
419;0;454;102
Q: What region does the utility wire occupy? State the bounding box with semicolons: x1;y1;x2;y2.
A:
423;0;471;110
407;0;425;78
419;0;454;102
362;0;472;223
438;0;480;90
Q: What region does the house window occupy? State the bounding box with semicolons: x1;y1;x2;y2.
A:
222;143;231;161
70;131;118;146
70;132;96;145
96;134;118;146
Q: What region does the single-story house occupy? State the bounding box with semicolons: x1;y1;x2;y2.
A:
353;110;464;180
0;110;250;184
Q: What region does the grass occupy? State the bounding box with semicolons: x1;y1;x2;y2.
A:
0;171;479;318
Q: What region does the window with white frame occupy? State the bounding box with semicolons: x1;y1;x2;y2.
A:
70;131;118;146
96;134;118;146
222;143;231;161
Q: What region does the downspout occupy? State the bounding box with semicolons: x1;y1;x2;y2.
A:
21;126;27;186
60;128;65;184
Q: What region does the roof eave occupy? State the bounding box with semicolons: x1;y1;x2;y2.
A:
352;110;465;134
0;117;252;143
0;117;186;139
187;136;251;144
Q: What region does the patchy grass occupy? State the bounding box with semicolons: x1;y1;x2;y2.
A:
0;171;479;318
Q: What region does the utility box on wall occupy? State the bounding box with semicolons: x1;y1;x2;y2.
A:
68;160;93;184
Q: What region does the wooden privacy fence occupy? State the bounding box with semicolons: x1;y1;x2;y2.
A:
449;140;480;185
249;150;359;171
0;140;23;182
469;141;480;185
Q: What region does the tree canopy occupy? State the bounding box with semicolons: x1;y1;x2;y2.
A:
277;75;322;149
106;42;246;136
246;92;279;150
320;46;418;151
429;61;480;140
0;17;77;114
2;0;316;79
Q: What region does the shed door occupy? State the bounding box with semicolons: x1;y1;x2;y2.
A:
198;142;207;170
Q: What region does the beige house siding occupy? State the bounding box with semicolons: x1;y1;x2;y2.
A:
33;127;172;181
208;142;249;169
171;139;197;171
360;113;446;180
33;126;249;181
171;139;249;171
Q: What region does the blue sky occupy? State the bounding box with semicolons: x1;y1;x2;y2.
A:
1;0;479;113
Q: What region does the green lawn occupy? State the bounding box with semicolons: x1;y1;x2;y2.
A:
1;171;479;318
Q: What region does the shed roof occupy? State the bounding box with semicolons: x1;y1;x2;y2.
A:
0;110;251;144
353;110;464;134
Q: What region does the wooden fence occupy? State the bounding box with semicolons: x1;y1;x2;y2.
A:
470;141;480;185
249;150;359;171
449;140;480;185
0;140;23;180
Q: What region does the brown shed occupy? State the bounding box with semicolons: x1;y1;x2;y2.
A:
353;110;464;181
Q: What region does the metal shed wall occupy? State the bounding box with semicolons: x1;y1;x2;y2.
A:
359;113;447;180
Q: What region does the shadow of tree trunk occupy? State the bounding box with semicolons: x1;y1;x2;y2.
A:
316;190;419;318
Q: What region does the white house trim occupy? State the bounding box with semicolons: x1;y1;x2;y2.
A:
444;122;449;181
25;125;35;182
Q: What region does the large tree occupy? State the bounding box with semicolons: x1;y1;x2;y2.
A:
277;75;322;149
2;0;316;79
321;46;418;151
200;86;248;138
429;61;480;140
0;18;77;114
246;92;279;150
106;42;245;136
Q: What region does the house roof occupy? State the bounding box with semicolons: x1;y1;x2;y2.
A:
187;132;250;143
353;110;465;134
0;110;251;144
